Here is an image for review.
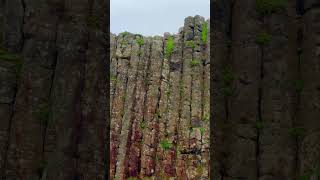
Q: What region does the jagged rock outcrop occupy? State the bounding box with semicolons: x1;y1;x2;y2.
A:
110;15;210;179
0;0;108;179
212;0;320;179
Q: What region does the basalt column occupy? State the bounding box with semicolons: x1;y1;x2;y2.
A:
0;0;109;179
110;15;210;180
212;0;320;179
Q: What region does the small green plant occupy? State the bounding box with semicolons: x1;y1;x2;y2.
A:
140;120;145;129
186;40;195;49
293;79;304;92
256;32;272;45
119;31;130;37
110;74;117;83
200;127;205;136
179;80;184;95
160;139;172;151
256;0;288;15
201;22;208;44
203;113;210;121
136;37;144;46
86;15;99;29
289;127;306;138
190;59;201;67
165;36;175;58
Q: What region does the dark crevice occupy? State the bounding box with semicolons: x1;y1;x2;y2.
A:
256;43;265;180
39;13;60;179
292;26;304;179
296;0;305;15
19;0;25;52
0;69;19;179
224;1;235;123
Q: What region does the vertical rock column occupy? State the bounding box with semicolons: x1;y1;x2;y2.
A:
110;16;210;179
0;0;109;179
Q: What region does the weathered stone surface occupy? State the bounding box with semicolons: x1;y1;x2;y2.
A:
0;0;109;179
212;0;320;179
110;16;210;179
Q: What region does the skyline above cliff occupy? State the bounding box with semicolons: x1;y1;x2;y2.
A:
111;0;210;36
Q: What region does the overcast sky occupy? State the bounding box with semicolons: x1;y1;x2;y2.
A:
111;0;210;36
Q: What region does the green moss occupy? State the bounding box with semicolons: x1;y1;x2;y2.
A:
140;120;145;129
256;32;272;45
293;79;304;92
256;0;288;15
179;79;184;95
136;37;145;46
126;177;138;180
166;89;171;96
203;113;210;121
186;40;196;49
196;165;204;176
201;22;208;44
160;139;172;151
86;15;100;29
190;59;201;67
165;36;175;58
200;127;205;136
289;127;306;138
119;31;130;37
110;74;117;83
254;121;264;130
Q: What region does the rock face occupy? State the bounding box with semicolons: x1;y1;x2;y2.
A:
110;16;210;179
0;0;108;179
212;0;320;179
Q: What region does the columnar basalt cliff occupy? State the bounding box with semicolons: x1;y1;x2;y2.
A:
212;0;320;179
110;15;210;179
0;0;108;179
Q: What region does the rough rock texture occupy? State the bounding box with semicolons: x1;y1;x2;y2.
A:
0;0;109;179
212;0;320;179
110;15;210;179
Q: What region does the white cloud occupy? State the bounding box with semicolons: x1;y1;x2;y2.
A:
111;0;210;36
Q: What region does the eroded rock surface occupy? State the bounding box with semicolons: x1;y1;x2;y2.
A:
0;0;109;179
110;16;210;179
212;0;320;179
